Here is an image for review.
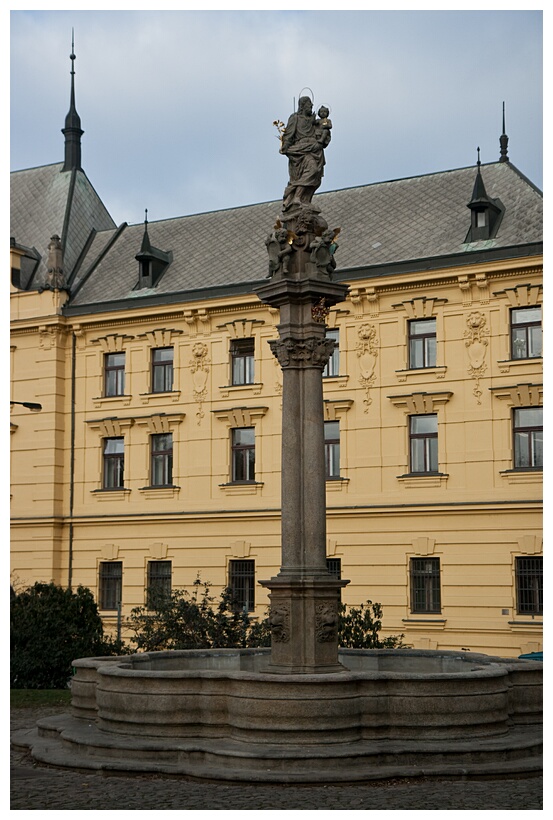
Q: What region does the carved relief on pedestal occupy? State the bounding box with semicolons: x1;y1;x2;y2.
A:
189;342;210;424
464;311;489;404
315;601;338;643
355;323;379;412
268;604;290;643
269;336;336;370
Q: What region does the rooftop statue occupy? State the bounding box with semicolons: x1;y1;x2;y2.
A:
279;97;332;211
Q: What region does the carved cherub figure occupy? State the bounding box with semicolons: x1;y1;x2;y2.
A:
309;227;340;278
265;219;297;277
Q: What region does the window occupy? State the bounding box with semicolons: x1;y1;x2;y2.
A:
147;560;172;607
409;414;438;473
513;407;543;469
103;437;124;489
231;427;255;482
323;328;340;377
99;561;122;610
511;307;542;360
408;318;436;369
228;559;255;612
326;557;342;579
410;557;441;613
151;347;174;393
231;338;255;385
515;556;543;615
104;352;125;397
324;421;340;478
151;433;173;486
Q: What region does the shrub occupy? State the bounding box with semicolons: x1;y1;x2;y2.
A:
338;600;406;648
10;582;124;689
129;578;271;651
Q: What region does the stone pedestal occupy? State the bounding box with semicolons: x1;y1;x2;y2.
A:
255;204;350;674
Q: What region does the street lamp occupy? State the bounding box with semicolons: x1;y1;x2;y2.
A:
10;401;42;412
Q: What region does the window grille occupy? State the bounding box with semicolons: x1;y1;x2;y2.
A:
326;557;342;579
410;557;441;613
229;559;255;612
147;560;172;607
104;352;125;396
515;556;543;614
151;347;174;393
99;561;122;610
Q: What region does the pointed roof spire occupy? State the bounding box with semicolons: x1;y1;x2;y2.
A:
62;29;84;172
139;209;153;254
470;147;488;203
499;101;509;163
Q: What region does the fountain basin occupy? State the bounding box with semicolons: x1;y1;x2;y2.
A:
13;648;542;782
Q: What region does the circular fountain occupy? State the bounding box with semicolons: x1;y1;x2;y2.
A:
13;647;542;781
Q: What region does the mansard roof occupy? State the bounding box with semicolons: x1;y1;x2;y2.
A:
10;162;116;289
11;159;542;311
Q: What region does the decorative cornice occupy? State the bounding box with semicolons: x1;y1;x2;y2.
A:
388;391;453;413
90;333;134;352
212;406;268;427
323;399;353;420
134;413;185;433
490;383;542;406
391;296;447;318
86;417;134;437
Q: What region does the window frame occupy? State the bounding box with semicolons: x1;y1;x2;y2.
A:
409;414;439;474
231;427;256;482
408;318;437;369
323;328;340;378
326;557;342;579
228;559;255;612
324;420;340;479
104;352;126;397
410;557;441;614
102;436;125;489
146;560;172;607
230;338;255;386
151;347;174;393
510;306;542;360
513;407;543;470
515;556;543;615
150;432;174;486
99;561;122;611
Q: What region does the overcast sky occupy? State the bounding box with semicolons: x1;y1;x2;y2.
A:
10;7;543;227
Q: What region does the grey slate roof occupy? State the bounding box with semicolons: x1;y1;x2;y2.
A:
10;163;116;288
11;160;542;309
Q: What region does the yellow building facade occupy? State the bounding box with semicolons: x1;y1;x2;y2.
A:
10;71;542;656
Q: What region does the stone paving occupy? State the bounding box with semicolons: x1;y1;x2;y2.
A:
11;708;543;811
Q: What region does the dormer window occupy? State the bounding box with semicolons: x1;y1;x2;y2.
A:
476;210;486;228
465;160;504;242
134;213;172;290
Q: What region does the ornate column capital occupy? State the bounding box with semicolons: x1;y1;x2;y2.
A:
269;336;336;369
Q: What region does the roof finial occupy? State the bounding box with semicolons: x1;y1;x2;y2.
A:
499;101;509;163
477;146;481;167
144;208;148;227
62;29;84;172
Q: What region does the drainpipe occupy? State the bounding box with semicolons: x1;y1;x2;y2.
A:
68;331;76;588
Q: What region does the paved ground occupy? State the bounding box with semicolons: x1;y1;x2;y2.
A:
11;707;543;811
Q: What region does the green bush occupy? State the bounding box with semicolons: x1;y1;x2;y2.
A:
338;600;406;648
130;578;403;652
129;578;271;651
10;582;124;689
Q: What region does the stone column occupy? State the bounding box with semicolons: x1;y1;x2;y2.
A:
255;225;349;674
